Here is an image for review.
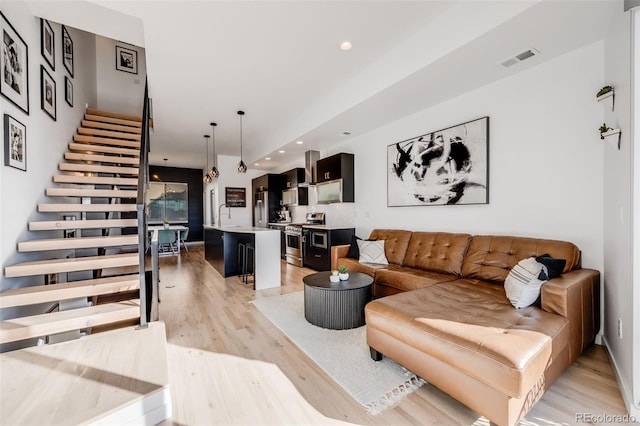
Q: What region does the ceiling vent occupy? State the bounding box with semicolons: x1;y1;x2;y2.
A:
500;48;540;68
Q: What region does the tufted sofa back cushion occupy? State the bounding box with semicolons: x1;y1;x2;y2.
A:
461;235;582;283
402;232;472;275
368;229;413;265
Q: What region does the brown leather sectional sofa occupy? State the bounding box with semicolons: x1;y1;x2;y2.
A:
331;229;600;426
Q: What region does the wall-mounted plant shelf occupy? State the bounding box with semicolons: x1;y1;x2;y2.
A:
602;128;621;149
597;90;615;111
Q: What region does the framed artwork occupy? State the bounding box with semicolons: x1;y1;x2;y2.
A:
40;65;56;121
41;19;54;70
225;187;246;207
64;76;73;107
4;114;26;171
115;45;138;74
62;25;73;77
387;116;489;207
1;12;29;114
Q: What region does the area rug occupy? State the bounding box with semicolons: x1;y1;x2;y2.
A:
250;292;425;415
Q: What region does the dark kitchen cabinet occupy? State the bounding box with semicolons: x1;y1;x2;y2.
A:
316;153;354;203
303;227;355;271
282;168;305;189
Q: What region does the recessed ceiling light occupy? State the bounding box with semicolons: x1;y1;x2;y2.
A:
296;140;304;145
254;163;260;166
278;150;285;154
265;157;271;160
340;41;352;51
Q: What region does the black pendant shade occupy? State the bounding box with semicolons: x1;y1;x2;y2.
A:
237;110;247;174
203;134;212;183
209;122;219;178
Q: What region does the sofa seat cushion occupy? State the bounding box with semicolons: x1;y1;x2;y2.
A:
365;279;569;398
374;264;458;292
336;257;387;277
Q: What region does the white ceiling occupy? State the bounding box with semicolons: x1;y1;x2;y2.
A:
66;1;620;172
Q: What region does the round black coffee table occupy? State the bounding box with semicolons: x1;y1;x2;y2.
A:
303;271;373;330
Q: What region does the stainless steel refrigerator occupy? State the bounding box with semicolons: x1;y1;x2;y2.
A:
254;191;269;228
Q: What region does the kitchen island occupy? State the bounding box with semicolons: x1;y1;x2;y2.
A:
203;225;281;290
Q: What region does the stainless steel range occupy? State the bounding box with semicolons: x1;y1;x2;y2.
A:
284;212;325;267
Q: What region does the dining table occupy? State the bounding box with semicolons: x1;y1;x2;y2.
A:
148;225;189;254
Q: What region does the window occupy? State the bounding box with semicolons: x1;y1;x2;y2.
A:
147;182;188;224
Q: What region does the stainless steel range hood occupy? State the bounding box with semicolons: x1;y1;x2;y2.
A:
302;150;320;186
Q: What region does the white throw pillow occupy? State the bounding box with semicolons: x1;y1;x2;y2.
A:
357;240;389;264
504;257;547;309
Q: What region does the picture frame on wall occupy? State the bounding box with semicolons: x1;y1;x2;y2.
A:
65;76;73;107
387;116;489;207
4;114;26;171
41;18;55;70
62;25;73;77
225;187;246;207
1;12;29;114
115;45;138;74
40;65;56;121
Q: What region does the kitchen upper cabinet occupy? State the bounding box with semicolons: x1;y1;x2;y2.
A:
316;153;354;203
282;168;305;189
252;173;282;193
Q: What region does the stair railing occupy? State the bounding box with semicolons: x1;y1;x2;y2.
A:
136;79;151;328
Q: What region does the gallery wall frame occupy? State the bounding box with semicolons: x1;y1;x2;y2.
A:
387;116;489;207
41;18;54;70
1;11;29;114
4;114;26;171
65;76;73;107
40;65;56;121
115;45;138;74
62;25;73;77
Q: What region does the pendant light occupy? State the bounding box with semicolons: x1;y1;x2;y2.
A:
209;122;219;178
237;110;247;173
203;135;212;184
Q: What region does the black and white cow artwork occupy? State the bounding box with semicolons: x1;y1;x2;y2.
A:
387;117;488;206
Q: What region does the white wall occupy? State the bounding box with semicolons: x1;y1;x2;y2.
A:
601;8;636;417
206;154;261;227
0;4;97;349
634;8;640;415
333;42;605;272
95;35;146;116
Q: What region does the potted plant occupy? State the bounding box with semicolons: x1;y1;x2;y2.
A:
599;123;613;140
338;265;349;281
330;270;340;283
163;219;170;229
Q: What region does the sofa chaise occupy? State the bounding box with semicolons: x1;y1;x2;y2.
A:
331;229;600;426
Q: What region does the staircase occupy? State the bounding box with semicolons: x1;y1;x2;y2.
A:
1;108;144;346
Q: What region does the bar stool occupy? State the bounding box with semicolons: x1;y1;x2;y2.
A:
237;242;255;288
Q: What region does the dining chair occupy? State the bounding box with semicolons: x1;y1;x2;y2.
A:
179;228;189;252
158;229;177;255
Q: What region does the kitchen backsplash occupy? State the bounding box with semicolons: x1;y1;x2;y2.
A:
288;188;355;227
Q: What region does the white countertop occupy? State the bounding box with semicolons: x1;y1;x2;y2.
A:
203;225;278;233
301;224;355;230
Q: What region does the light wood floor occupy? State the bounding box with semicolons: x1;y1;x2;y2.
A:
158;246;628;425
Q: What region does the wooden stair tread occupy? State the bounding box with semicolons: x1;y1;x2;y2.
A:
18;235;139;252
4;253;139;278
29;218;138;231
0;274;140;308
46;188;138;198
53;175;138;186
0;299;140;344
64;152;140;165
38;203;138;213
68;143;139;157
0;323;170;425
59;163;139;175
81;120;142;135
73;134;140;149
86;107;142;123
77;128;141;141
84;113;142;128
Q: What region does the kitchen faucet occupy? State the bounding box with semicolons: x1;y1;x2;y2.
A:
218;203;231;228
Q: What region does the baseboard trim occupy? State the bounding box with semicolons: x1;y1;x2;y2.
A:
603;335;639;418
